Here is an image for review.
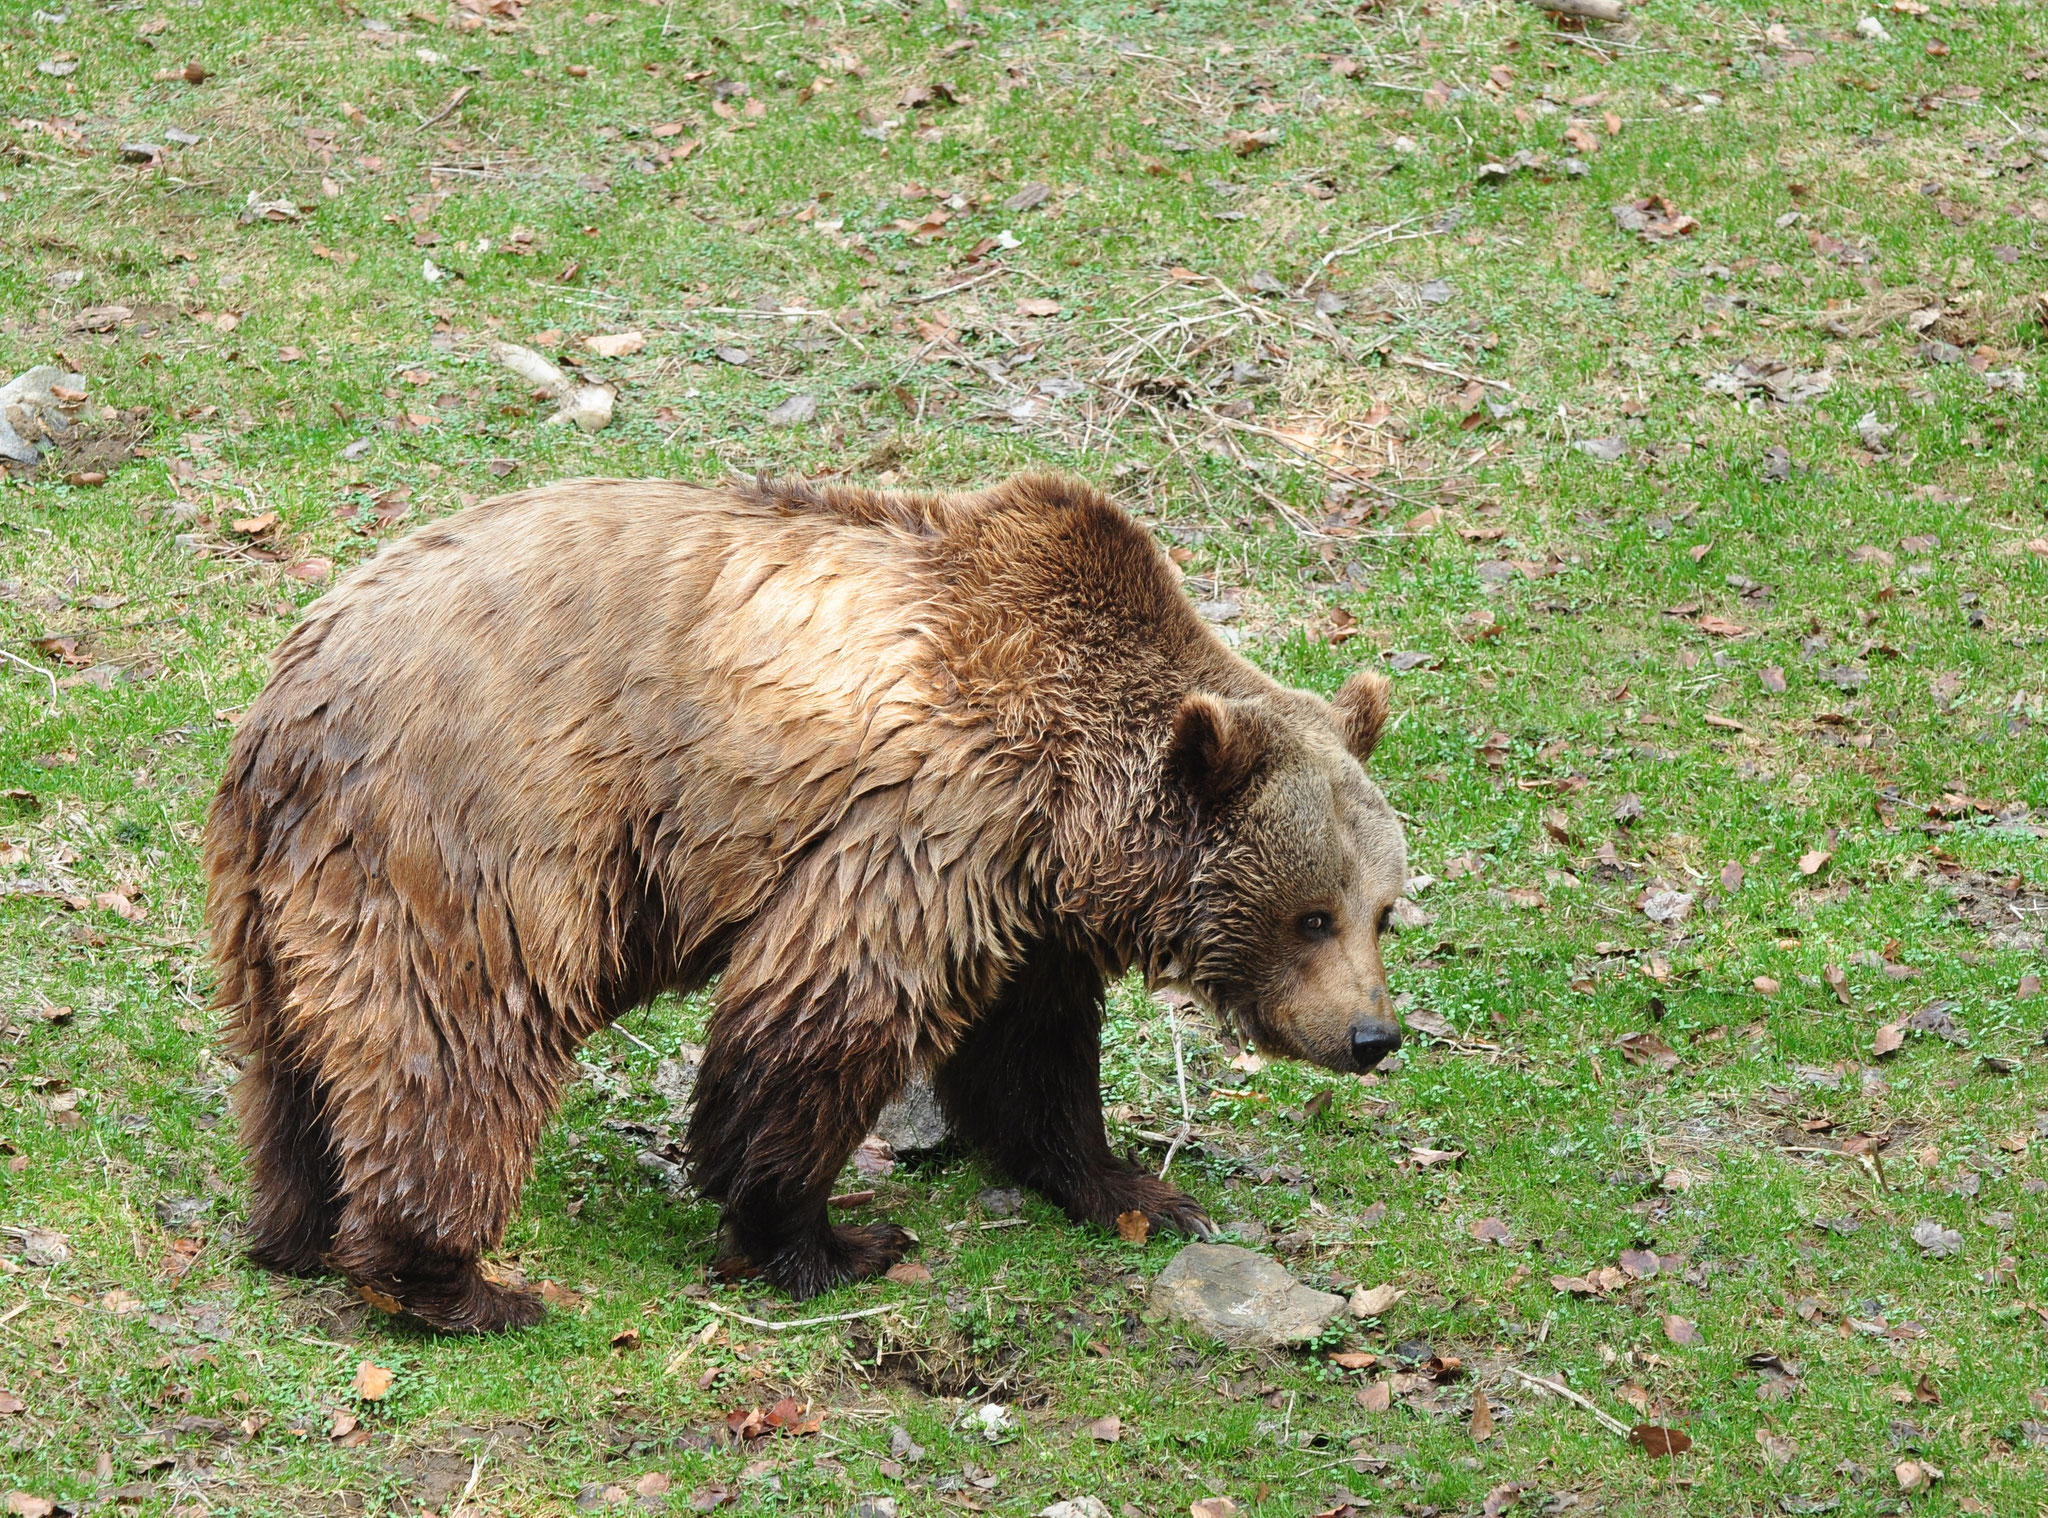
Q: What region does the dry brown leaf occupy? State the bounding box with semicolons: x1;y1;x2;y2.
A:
584;331;645;358
1115;1210;1151;1245
1356;1381;1392;1413
1629;1424;1692;1457
1470;1385;1495;1441
1895;1460;1942;1493
1470;1217;1513;1246
349;1360;394;1400
1798;849;1833;876
1616;1031;1680;1072
1349;1283;1404;1317
1873;1022;1906;1057
884;1261;932;1284
1824;964;1851;1005
1754;975;1781;995
1087;1414;1122;1442
1662;1314;1701;1345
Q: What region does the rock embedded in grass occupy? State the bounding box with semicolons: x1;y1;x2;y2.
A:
1151;1243;1346;1347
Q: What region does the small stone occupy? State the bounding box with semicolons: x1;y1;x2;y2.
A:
870;1076;952;1152
977;1186;1024;1218
1151;1243;1346;1347
765;393;818;427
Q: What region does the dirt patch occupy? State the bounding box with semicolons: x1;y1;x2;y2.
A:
1945;871;2047;952
51;407;156;480
841;1320;1050;1406
387;1422;542;1514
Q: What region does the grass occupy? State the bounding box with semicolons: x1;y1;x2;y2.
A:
2;0;2047;1512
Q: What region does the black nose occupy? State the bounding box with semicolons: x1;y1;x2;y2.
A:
1350;1021;1402;1072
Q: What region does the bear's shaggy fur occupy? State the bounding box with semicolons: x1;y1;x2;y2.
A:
206;473;1406;1331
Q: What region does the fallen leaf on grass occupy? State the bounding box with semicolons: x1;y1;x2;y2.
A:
764;394;817;427
1223;128;1281;155
1873;1022;1906;1057
1895;1459;1942;1492
1697;615;1747;637
349;1361;394;1400
1115;1210;1150;1245
1628;1424;1692;1456
1349;1283;1404;1317
1754;975;1780;995
5;1495;56;1518
1663;1314;1701;1345
1470;1385;1495;1441
2019;974;2041;999
1612;197;1699;242
1798;849;1832;876
539;1280;585;1310
1551;1266;1629;1295
1015;297;1063;318
1328;1351;1378;1370
2;1227;68;1267
885;1261;932;1284
1756;1427;1797;1465
1823;964;1850;1004
1470;1217;1513;1245
1482;1485;1525;1518
1355;1381;1392;1413
1910;1220;1962;1258
1086;1414;1121;1442
1639;888;1694;925
584;331;645;358
0;1392;24;1416
1616;1032;1679;1072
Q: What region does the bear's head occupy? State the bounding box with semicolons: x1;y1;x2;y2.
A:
1164;669;1409;1074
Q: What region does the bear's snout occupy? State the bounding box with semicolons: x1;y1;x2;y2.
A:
1348;1019;1402;1072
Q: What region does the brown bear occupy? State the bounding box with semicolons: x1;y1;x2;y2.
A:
205;472;1407;1333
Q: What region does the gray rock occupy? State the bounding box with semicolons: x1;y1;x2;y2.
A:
871;1074;952;1152
1151;1242;1345;1348
978;1186;1024;1218
653;1045;702;1121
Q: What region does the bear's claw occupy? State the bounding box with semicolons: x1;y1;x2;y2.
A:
1070;1166;1214;1241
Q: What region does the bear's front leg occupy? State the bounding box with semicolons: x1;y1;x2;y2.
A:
685;970;922;1299
936;940;1215;1241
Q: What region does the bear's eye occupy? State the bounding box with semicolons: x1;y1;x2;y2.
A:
1297;911;1336;941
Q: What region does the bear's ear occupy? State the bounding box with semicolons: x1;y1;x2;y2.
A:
1331;669;1392;763
1168;693;1268;806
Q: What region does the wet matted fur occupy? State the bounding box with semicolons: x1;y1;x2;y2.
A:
206;472;1406;1331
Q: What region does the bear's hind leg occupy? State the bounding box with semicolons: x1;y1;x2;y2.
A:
237;1050;343;1277
320;997;569;1334
936;942;1214;1240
